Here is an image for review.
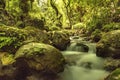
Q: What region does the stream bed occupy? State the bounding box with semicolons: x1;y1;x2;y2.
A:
58;36;109;80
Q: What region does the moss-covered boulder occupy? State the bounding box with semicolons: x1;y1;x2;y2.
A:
76;42;89;52
0;42;65;80
96;30;120;58
48;31;70;50
15;42;65;74
105;68;120;80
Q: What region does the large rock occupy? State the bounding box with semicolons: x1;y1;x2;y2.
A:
48;31;70;50
67;42;89;52
105;68;120;80
96;30;120;58
76;42;89;52
15;43;65;74
0;43;65;80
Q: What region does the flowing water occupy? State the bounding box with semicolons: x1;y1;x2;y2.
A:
58;36;109;80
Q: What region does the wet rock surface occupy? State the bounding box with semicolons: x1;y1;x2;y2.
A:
76;42;89;52
15;43;65;74
96;30;120;80
48;31;70;50
96;30;120;58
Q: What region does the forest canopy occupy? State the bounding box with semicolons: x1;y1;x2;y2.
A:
0;0;120;31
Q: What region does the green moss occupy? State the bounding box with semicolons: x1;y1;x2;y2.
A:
101;30;120;48
106;68;120;80
24;47;45;58
92;29;101;35
72;23;86;29
0;26;28;53
0;37;16;48
26;18;45;29
49;25;60;31
15;21;25;28
112;68;120;76
0;23;6;26
1;54;15;66
0;26;50;53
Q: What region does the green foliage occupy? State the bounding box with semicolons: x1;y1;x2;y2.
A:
48;25;60;31
102;23;120;32
0;23;6;26
1;0;120;31
105;68;120;80
86;16;103;33
29;1;42;19
92;29;101;35
112;68;120;76
15;21;25;28
19;0;30;14
26;18;45;29
72;23;86;29
68;0;120;33
6;0;22;17
0;37;16;48
0;0;5;8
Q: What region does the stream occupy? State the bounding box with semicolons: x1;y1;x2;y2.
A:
58;36;109;80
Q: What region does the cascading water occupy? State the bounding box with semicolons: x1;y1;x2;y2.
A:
59;36;109;80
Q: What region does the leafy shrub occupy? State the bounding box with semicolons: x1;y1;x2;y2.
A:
92;29;101;35
0;37;16;48
86;17;103;34
15;21;25;28
48;25;60;31
102;23;120;32
26;18;45;29
105;68;120;80
72;23;86;29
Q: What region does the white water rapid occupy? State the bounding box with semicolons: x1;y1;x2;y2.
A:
59;36;109;80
